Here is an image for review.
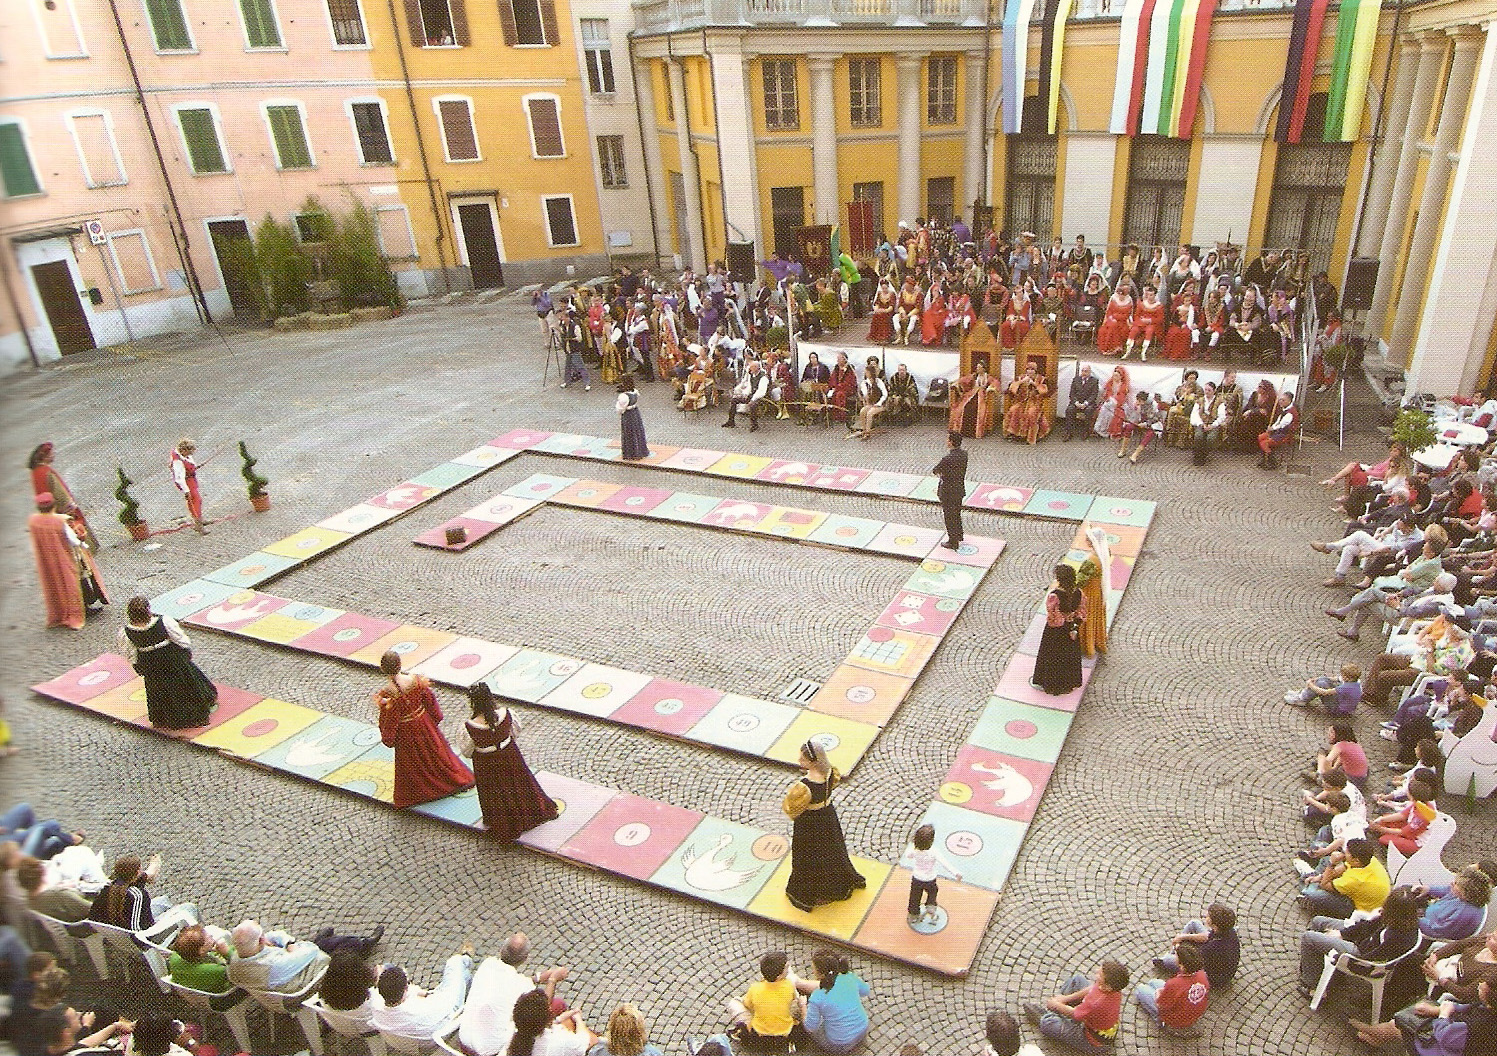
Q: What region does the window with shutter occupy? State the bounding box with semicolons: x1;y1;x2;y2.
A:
526;97;564;158
762;58;799;131
511;0;547;45
436;99;479;161
581;19;613;92
145;0;193;50
239;0;282;48
266;105;313;169
106;231;161;293
0;123;42;198
68;113;127;187
544;195;578;246
597;135;626;188
350;102;393;164
414;0;456;45
326;0;367;44
848;58;881;128
177;109;227;174
927;56;957;125
375;205;418;258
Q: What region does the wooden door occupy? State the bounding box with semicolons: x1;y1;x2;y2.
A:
456;202;504;289
31;260;95;355
208;220;264;321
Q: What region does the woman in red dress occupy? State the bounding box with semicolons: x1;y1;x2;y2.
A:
920;279;946;346
376;651;475;809
29;442;97;549
464;683;557;840
999;288;1032;349
867;278;896;343
828;351;858;425
1162;290;1198;360
1095;284;1135;355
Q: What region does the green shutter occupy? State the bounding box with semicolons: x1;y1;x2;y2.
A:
178;109;225;173
267;106;312;169
239;0;282;48
145;0;192;50
0;124;41;197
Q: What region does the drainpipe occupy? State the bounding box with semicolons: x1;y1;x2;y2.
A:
104;0;211;324
0;246;41;368
390;0;451;293
627;33;664;266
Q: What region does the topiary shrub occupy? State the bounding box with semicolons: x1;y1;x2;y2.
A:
115;466;142;526
238;441;268;498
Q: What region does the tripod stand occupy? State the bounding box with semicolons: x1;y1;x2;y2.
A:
541;325;563;390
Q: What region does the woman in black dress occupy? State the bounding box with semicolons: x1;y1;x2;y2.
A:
463;683;557;840
616;375;650;461
783;741;865;912
1032;564;1086;695
118;596;217;729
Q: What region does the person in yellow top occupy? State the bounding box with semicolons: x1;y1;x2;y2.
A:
1298;838;1390;920
782;742;866;912
726;951;803;1048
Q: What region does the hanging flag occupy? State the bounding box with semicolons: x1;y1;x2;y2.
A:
1275;0;1331;142
1110;0;1151;133
1322;0;1362;139
1038;0;1073;135
1165;0;1202;136
1140;0;1177;134
1154;0;1192;135
1126;0;1160;134
1174;0;1217;137
1002;0;1039;134
1335;0;1384;140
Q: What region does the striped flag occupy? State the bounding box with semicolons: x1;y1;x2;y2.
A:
1126;0;1160;134
1110;0;1151;133
1036;0;1071;135
1276;0;1331;142
1002;0;1039;134
1140;0;1178;133
1335;0;1384;140
1173;0;1217;137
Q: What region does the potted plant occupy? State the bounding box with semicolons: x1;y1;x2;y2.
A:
1321;342;1354;374
1391;407;1438;454
116;466;148;541
239;441;270;512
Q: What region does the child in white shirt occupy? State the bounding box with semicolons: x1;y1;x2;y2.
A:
903;824;962;925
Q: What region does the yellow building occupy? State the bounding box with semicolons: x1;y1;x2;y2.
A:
367;0;609;290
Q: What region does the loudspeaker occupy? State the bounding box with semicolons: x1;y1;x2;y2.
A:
727;242;757;284
1343;257;1379;312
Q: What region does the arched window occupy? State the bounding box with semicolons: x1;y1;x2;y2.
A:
1005;98;1057;239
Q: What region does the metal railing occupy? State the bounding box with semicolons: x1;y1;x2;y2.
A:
633;0;1298;30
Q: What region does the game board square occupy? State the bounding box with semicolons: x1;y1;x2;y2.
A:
705;453;774;479
649;817;786;910
910;476;977;504
323;743;399;803
408;462;490;489
1085;495;1156;528
853;471;924;498
414;516;503;551
765;711;880;775
485;649;585;703
501;474;576;501
993;654;1090;713
518;772;618;852
294;612;403;659
931;535;1006;571
806;514;886;550
192;698;322;757
604;441;678;465
32;653;135;704
183;590;290;632
540;664;653;719
530;432;607;457
941;746;1054;823
851;866;998;976
643;492;722;524
463;494;545;525
410;786;484;828
449;445;524;469
907;802;1029;893
747;856;891;941
200;553;300;588
557;793;704;881
902;558;984;601
967;697;1074;763
1071;522;1148;559
845;626;939;678
150;579;240;623
686;695;799;757
365;483;443;511
598;486;673;515
488;429;552;449
551;480;621;508
248;713;384;779
316;503;404;534
261;526;353;560
412;638;519;688
349;626;457;669
660;448;728;472
609;679;724;737
757;460;822;485
964;483;1033;512
865;524;944;560
136;684;264;740
238;603;346;645
804;466;870;491
1105;588;1124;626
1106;552;1137;591
875;591;964;637
69;677;150;721
756;507;827;539
702;499;774;531
804;666;912;727
1021;490;1093;521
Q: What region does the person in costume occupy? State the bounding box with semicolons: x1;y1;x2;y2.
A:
1163;370;1203;448
1095;283;1134;356
170;438;206;533
892;277;922;346
29;492;107;630
616;376;650;460
1162;291;1199;360
1074;556;1107;658
783;741;865;912
867;278;896;344
1000;287;1033;350
1123;284;1165;361
885;364;920;425
1032;564;1086;696
29;443;95;549
827;351;858;425
1002;362;1051;444
948;361;1001;439
118;596;217;730
376;650;475;810
463;683;557;841
920;278;946;347
1092;366;1131;439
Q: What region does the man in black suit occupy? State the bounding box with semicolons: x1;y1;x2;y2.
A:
1063;364;1100;440
933;431;969;550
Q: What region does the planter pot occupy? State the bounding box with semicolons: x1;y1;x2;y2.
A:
249;493;271;513
126;522;150;541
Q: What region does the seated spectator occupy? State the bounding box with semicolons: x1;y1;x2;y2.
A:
1152;904;1240;989
12;965;69;1055
371;945;474;1040
1324;537;1448;642
1304;722;1369;789
1286;664;1363;717
15;858;91;923
1414;926;1497;1004
587;1004;663;1056
984;1010;1042;1056
27;1003;132;1056
1298;886;1423;994
460;933;570;1056
1297;838;1389;920
1368;777;1437;855
1295;791;1366;872
1362;618;1472;706
1349;978;1497;1052
508;987;589;1056
1302;767;1365;828
226;919;330;995
1311;517;1423;588
1413;868;1491;941
799;950;870;1056
1134;943;1209;1032
87;854;196;934
1376;741;1444;806
317;950;382;1027
1025;959;1126;1052
727;950;802;1052
0;805;84;862
167;924;231;994
130;1013;194;1056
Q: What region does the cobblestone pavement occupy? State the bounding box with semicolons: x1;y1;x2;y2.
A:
1;301;1490;1055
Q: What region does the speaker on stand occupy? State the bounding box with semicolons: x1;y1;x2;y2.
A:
1342;257;1379;313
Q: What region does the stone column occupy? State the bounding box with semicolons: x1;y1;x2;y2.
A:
633;56;672;263
1354;37;1420;258
1407;23;1496;392
896;52;927;224
710;46;762;248
667;57;707;273
962;47;987;217
1366;33;1445;340
1386;28;1484;364
807;53;840;225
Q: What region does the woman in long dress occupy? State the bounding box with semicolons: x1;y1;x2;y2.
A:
29;442;96;549
1092;365;1131;439
616;376;650;461
948;363;1000;438
376;650;475;810
464;683;557;840
119;596;217;729
1032;564;1086;695
783;741;865;912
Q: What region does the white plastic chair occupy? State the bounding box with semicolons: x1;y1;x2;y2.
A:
432;1022;463;1056
304;993;388;1056
24;909;106;978
86;919;172;992
1309;940;1425;1021
1386;811;1459;889
242;962;328;1055
376;1016;458;1056
1439;701;1497;798
165;976;256;1051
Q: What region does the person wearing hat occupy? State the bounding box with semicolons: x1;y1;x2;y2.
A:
29;491;107;630
28;443;95;549
170;438;207;533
